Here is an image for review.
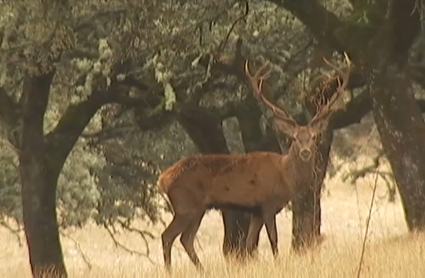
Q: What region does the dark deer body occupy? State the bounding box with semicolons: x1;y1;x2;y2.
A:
159;54;351;271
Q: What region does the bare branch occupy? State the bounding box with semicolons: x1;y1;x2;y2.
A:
216;0;249;53
117;220;154;257
81;124;136;142
59;231;92;270
103;224;156;265
267;0;352;53
0;219;23;247
341;149;386;184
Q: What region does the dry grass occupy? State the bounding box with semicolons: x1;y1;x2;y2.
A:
1;171;424;278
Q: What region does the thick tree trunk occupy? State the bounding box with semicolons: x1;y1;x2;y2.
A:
365;0;425;231
271;0;425;235
289;43;334;251
220;210;251;257
19;71;67;277
177;107;251;257
291;129;332;250
370;67;425;231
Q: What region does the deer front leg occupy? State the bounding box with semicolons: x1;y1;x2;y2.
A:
262;210;278;257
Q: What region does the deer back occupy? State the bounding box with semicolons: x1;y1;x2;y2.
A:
158;152;290;207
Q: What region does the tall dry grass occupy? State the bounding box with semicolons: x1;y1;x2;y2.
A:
1;166;424;278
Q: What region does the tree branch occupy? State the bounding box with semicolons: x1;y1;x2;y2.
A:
265;0;421;129
385;0;420;65
332;92;425;130
342;149;385;184
20;70;55;154
268;0;376;63
331;90;371;129
45;90;110;168
103;224;155;265
59;231;92;270
267;0;348;52
45;81;147;169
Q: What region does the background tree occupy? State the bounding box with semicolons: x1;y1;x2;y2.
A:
2;1;425;277
268;0;425;232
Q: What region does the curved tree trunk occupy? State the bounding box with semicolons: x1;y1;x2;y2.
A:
365;0;425;231
291;128;332;250
177;107;251;257
269;0;425;241
19;72;67;278
289;43;334;251
370;67;425;230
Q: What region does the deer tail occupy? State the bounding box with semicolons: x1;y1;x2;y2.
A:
158;191;174;216
157;173;175;215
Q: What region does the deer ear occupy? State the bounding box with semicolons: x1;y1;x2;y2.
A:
273;118;298;137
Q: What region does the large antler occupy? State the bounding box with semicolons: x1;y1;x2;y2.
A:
244;60;298;126
309;53;352;125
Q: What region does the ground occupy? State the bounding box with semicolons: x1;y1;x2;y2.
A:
1;159;424;278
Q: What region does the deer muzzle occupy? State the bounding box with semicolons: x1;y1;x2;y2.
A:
299;149;312;161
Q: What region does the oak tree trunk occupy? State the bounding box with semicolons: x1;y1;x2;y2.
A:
370;67;425;231
178;107;251;257
365;0;425;231
291;128;332;250
271;0;425;237
19;71;67;277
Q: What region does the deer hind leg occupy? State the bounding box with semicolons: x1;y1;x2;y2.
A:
161;213;191;271
180;211;205;271
262;210;278;257
245;214;263;257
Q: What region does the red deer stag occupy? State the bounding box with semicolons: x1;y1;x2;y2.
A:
158;54;351;271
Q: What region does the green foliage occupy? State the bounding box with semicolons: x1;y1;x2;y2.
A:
345;0;385;27
0;0;309;232
0;140;21;223
0;136;103;228
56;141;103;228
0;0;381;238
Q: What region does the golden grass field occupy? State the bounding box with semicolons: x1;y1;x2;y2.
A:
1;160;424;278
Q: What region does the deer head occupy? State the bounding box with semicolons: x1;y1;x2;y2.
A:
245;54;351;162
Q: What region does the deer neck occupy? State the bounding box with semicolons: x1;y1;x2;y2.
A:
283;146;317;192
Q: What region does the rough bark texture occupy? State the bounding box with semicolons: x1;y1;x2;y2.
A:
365;0;425;231
13;69;150;277
291;129;332;250
370;67;425;231
19;71;67;278
220;209;251;257
268;0;425;245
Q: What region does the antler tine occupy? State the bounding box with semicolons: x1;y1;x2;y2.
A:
310;53;352;123
323;52;351;96
245;60;297;124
